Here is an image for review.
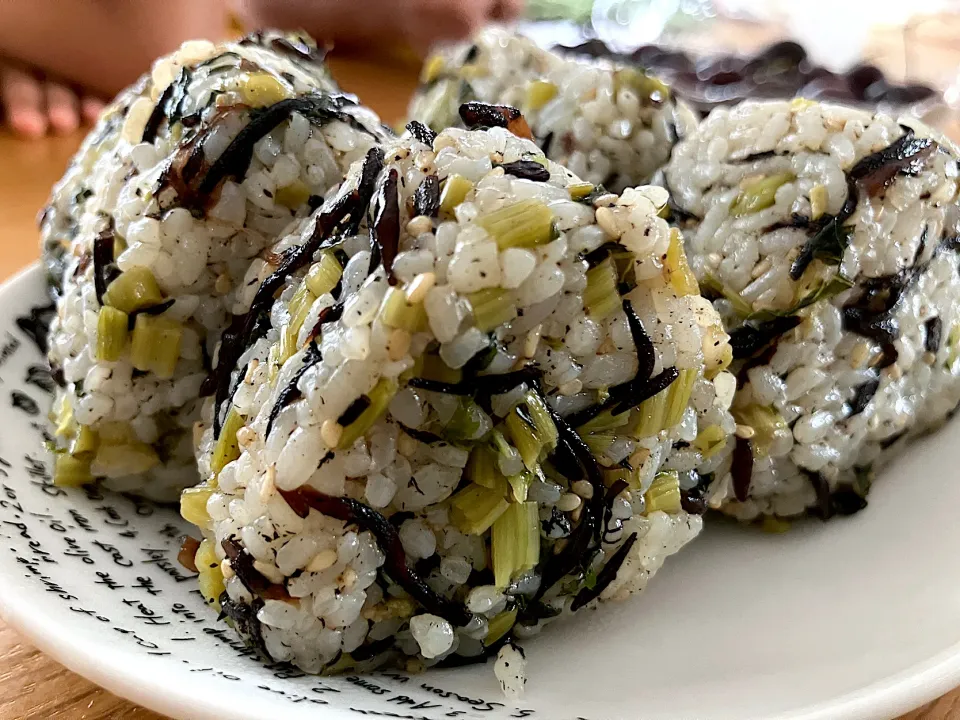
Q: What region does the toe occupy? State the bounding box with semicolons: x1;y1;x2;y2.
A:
45;80;80;135
1;65;47;138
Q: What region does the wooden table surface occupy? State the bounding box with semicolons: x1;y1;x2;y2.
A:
0;33;959;720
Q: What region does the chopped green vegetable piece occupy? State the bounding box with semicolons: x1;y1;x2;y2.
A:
582;432;615;456
730;172;796;216
644;471;681;514
809;184;828;220
212;408;245;477
761;515;791;533
583;258;620;320
93;442;159;476
439;174;474;215
492;501;540;588
450;484;509;535
130;314;182;378
577;408;631;435
103;266;163;313
305;251;344;297
113;234;127;259
274;179;311;209
53;395;73;438
468;288;517;332
181;486;214;526
633;368;696;438
277;326;298;366
663;368;697;429
758;274;855;323
507;470;535;503
196;538;225;610
477;198;555;250
69;426;99;457
444;398;489;442
525;80;557;111
567;181;594;200
524;392;557;451
277;283;317;364
701;273;754;319
54;454;93;487
288;283;316;334
603;464;638;491
421;352;462;384
505;408;542;471
466;445;508;492
338;378;399;449
484;608;518;645
96;306;129;362
97;421;139;445
420;54;445;84
692;424;727;458
239;73;290;107
379;286;427;332
613;67;670;102
732;404;786;456
664;228;698;296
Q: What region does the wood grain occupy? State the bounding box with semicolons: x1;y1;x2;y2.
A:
0;30;957;720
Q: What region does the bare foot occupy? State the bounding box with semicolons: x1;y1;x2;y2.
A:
1;62;105;138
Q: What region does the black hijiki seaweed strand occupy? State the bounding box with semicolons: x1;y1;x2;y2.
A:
925;316;943;354
729;315;802;360
848;376;880;416
264;342;322;438
92;229;119;305
413;175;440;218
126;299;176;330
533;386;609;598
790;177;858;281
209;147;383;437
791;129;938;281
847;127;936;196
458;102;533;140
278;486;473;627
564;366;677;429
142;66;194;144
499;160;550;182
406;366;542;397
405;120;437;147
570;532;638;612
197;93;373;198
372;168;401;285
563;298;664;427
731;436;754;502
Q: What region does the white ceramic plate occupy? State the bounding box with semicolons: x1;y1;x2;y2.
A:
2;263;960;720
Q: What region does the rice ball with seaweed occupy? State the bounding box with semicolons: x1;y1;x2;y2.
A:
408;27;696;191
664;99;960;520
181;105;734;687
44;31;389;500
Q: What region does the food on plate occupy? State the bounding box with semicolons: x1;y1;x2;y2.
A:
665;99;960;520
182;112;733;692
42;31;388;499
408;27;697;191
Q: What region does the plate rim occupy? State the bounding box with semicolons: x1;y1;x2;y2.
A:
1;261;959;720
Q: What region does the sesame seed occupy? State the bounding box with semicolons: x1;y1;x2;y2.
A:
321;419;343;449
557;493;581;512
405;272;436;304
220;559;235;579
306;548;338;573
572;480;594;499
